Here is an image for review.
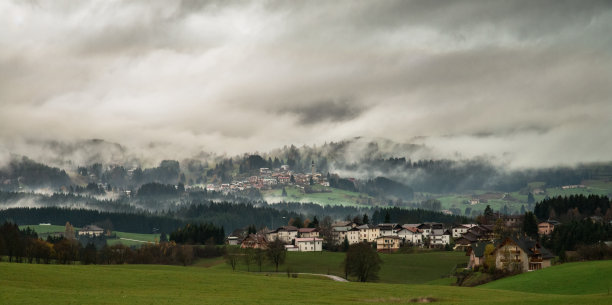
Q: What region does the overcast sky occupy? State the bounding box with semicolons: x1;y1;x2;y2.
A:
1;0;611;168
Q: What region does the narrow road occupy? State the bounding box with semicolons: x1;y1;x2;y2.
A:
260;272;348;282
119;237;153;243
298;273;348;282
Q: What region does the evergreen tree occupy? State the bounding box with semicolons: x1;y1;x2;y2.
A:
522;212;539;239
527;192;535;204
362;214;369;224
384;211;391;223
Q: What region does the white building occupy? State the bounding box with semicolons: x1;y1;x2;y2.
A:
276;226;299;243
397;226;423;245
430;229;452;246
78;225;104;237
452;225;470;238
295;237;323;252
357;224;380;243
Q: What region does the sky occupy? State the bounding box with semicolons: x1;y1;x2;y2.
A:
1;0;611;168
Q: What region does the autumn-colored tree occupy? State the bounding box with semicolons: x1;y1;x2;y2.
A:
64;222;75;240
484;244;496;272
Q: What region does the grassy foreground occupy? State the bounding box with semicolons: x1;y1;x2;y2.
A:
1;262;611;305
211;251;467;284
481;260;612;295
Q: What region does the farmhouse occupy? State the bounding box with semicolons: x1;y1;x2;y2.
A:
78;225;104;237
493;236;554;272
295;237;323;252
376;235;401;253
240;234;268;249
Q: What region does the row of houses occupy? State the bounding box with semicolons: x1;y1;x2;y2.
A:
331;222;454;252
235;227;324;252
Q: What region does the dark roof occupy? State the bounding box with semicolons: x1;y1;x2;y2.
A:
470;242;489;257
278;226;298;232
357;224;376;230
81;225;104;231
298;227;318;233
500;236;555;259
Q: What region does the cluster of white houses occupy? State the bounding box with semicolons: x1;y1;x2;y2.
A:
233;222;455;253
330;221;452;252
205;163;329;193
235;226;324;252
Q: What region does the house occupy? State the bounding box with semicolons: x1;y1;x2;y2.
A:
298;227;320;238
295;237;323;252
493;236;554;272
78;225;104;237
376;236;401;253
240;234;268;249
377;223;400;237
396;226;423;245
332;227;360;245
416;223;443;237
356;224;380;243
226;236;240;245
452;225;470;238
430;229;452;246
502;215;523;228
265;229;278;242
276;226;299;243
538;220;560;235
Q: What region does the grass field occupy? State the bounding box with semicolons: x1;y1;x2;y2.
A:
210;250;471;284
263;185;377;207
1;262;611;305
481;260;612;295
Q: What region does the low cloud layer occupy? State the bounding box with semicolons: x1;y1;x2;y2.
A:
1;0;611;168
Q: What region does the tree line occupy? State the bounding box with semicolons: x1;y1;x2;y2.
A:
0;221;225;266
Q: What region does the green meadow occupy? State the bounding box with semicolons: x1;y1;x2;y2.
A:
1;261;611;305
210;251;467;284
481;260;612;295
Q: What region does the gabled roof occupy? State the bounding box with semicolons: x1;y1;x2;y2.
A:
298;227;318;233
295;237;323;242
497;236;555;259
431;229;451;236
357;224;377;230
81;225;104;231
399;226;421;233
277;226;298;232
332;221;353;227
377;235;401;240
377;223;400;230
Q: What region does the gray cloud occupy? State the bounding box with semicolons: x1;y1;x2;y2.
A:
277;98;366;125
0;0;611;168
